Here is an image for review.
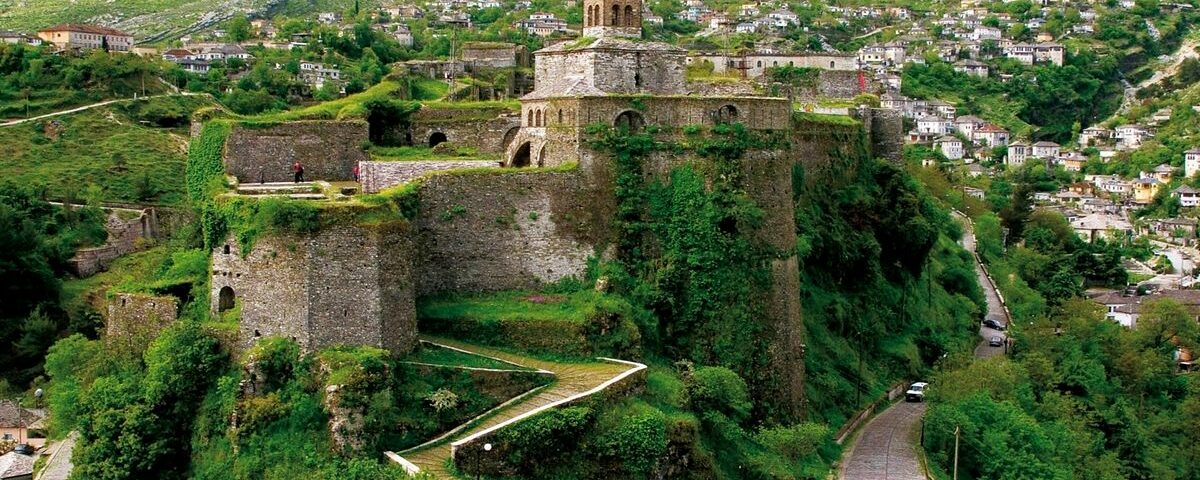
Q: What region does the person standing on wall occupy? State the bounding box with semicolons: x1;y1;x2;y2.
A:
292;161;304;183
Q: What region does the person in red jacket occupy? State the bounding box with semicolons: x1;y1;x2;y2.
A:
292;161;304;183
352;163;360;182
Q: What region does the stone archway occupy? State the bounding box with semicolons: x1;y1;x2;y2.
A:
511;142;532;167
429;131;448;147
716;104;739;123
501;126;521;151
614;110;645;132
536;144;547;167
218;286;236;312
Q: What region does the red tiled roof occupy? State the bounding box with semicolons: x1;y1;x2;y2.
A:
39;23;132;37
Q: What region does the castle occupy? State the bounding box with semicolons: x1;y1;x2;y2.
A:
205;0;901;417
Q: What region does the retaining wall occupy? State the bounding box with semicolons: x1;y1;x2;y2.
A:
359;160;500;193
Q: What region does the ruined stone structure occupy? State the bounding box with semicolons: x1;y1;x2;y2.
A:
359;160;499;193
69;206;159;277
407;107;521;154
105;293;178;351
223;121;369;183
210;223;417;354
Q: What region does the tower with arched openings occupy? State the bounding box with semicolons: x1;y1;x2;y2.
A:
582;0;642;38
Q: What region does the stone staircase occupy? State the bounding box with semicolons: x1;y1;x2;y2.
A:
390;336;643;479
234;181;327;200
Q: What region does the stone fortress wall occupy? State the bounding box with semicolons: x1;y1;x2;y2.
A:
407;107;521;154
105;293;178;351
223;121;369;183
211;222;417;354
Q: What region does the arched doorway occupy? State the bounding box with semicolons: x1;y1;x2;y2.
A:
429;132;448;147
536;145;547;167
716;104;739;123
614;110;645;132
511;142;531;167
218;286;236;312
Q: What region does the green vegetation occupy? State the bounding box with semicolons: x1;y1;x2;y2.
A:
0;95;212;205
418;289;642;358
0;44;170;118
924;298;1200;480
0;185;109;391
370;145;496;161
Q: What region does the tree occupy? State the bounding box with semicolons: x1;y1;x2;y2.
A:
227;16;251;42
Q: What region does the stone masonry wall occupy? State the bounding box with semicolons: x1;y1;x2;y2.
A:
408;108;520;154
105;293;178;351
359;160;500;193
212;223;418;355
414;171;598;295
224;121;369;183
212;234;310;350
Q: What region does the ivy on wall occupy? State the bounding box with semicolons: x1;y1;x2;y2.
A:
185;121;232;203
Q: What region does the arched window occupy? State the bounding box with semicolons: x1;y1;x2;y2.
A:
625;5;634;26
429;132;448;147
716;104;739;123
537;145;547;167
612;5;620;25
558;109;563;124
773;61;778;66
789;61;794;66
536;109;543;127
526;109;533;126
757;60;762;67
830;60;835;68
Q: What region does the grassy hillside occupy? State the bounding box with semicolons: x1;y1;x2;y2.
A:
0;0;379;40
0;94;214;205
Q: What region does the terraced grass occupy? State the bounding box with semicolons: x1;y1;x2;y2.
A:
418;290;614;325
407;343;533;371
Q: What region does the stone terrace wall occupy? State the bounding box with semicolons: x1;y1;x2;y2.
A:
408;107;520;155
223;121;369;183
359;160;500;193
105;293;178;351
413;171;598;295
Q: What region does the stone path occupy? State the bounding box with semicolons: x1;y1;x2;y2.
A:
840;402;927;480
391;336;642;479
35;431;77;480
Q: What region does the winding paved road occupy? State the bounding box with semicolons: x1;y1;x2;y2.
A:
840;212;1008;479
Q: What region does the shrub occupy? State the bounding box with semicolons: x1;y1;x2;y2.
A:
687;366;752;423
498;406;594;466
186;121;232;202
591;403;669;475
754;422;830;461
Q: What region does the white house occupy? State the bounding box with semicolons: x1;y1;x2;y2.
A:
1008;142;1029;166
1185;148;1200;178
936;135;964;160
1174;185;1200;208
1080;126;1111;146
1032;141;1061;158
917;116;953;135
1115;125;1149;148
955;115;985;139
975;124;1010;147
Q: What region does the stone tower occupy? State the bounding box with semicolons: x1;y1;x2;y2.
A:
583;0;642;38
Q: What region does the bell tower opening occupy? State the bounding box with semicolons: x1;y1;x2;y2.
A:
583;0;643;38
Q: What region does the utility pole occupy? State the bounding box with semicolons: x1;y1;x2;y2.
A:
953;425;961;480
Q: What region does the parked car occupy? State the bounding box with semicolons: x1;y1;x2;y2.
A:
906;382;928;402
13;443;33;455
989;336;1004;347
983;318;1005;330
